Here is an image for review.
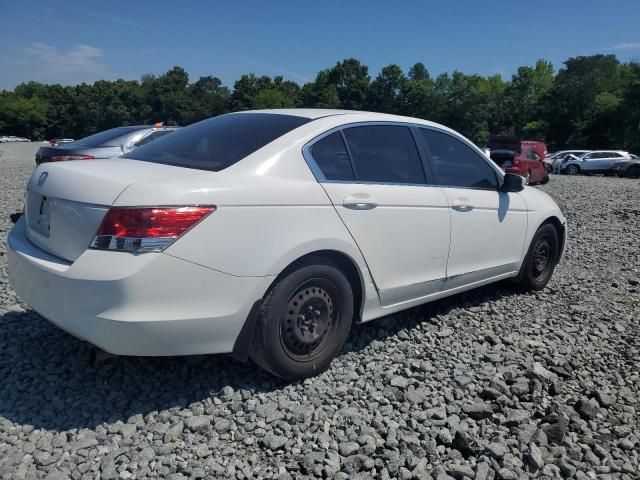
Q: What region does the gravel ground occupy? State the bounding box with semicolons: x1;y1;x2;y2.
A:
0;142;638;480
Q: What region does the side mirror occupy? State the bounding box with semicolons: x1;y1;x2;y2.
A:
501;173;525;192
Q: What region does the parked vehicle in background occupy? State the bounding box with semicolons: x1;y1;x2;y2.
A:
36;126;180;165
559;150;633;175
611;155;640;178
49;138;75;146
488;136;549;184
1;136;31;143
522;141;547;162
546;150;591;173
8;109;566;380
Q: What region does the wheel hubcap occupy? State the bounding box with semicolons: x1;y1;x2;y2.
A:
281;282;336;359
532;237;551;276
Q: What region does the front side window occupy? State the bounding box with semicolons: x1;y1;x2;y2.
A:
420;128;499;189
124;113;311;171
309;132;355;181
342;125;425;184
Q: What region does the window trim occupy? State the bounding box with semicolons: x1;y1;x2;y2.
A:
302;121;444;186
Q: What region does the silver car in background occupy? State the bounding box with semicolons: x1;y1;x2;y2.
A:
35;126;180;165
546;150;591;173
559;150;632;175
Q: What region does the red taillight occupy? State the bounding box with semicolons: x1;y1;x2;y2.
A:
91;206;215;252
50;155;95;161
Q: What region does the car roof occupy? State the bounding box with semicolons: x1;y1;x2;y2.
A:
589;150;627;154
235;108;457;131
236;109;360;119
123;125;181;130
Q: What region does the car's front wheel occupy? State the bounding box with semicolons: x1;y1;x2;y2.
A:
250;257;354;379
566;164;579;175
516;224;559;291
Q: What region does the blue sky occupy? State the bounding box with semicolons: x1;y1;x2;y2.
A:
1;0;639;89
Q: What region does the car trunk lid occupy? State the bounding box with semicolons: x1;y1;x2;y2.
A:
24;159;206;262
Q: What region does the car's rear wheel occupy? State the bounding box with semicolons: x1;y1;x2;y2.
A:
249;257;354;380
541;174;550;185
628;166;640;178
516;224;559;291
566;164;579;175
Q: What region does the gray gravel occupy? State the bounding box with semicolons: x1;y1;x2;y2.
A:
1;142;639;479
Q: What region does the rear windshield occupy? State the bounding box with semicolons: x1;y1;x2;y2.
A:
72;127;141;147
123;113;311;171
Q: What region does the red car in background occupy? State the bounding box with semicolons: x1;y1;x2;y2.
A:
488;136;549;185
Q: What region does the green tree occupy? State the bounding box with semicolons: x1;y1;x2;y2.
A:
0;93;48;138
367;64;406;114
505;60;554;139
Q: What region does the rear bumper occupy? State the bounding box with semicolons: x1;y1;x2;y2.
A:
7;218;273;356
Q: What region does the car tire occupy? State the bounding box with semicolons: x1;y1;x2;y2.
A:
249;257;354;380
541;174;550;185
516;224;559;291
566;164;579;175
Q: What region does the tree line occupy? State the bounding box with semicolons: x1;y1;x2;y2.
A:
1;54;639;152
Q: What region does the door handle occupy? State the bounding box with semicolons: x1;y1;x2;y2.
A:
452;198;474;212
343;194;377;210
452;204;473;212
344;202;377;210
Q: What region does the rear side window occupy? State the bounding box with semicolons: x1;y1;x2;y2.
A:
309;132;355;181
342;126;425;184
420;128;499;189
124;113;311;171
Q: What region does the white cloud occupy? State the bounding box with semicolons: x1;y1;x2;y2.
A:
17;42;112;84
611;42;640;51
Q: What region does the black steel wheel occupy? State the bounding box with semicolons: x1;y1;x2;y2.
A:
250;257;354;380
517;224;559;291
280;279;341;362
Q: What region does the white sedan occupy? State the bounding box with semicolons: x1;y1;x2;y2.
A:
7;109;567;379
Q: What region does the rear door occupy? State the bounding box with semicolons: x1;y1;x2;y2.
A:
418;128;528;286
305;124;451;306
602;152;623;171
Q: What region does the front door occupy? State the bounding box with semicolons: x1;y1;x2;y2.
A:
582;152;610;172
305;125;451;306
417;127;528;286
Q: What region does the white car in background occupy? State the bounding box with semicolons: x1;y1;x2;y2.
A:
545;150;591;173
8;109;567;379
559;150;633;175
